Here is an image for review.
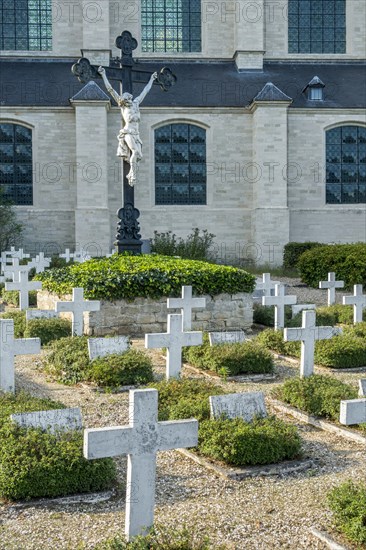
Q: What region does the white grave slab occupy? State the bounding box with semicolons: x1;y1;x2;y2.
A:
291;304;316;318
5;270;42;310
145;314;202;379
339;399;366;426
255;273;280;297
11;408;82;434
209;331;246;346
88;336;130;360
55;287;100;336
209;392;267;422
0;319;41;393
84;388;198;540
262;284;297;330
26;309;58;320
319;272;344;306
359;379;366;397
343;285;366;324
284;310;341;378
167;285;206;331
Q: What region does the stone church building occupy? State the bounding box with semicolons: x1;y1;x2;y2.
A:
0;0;365;264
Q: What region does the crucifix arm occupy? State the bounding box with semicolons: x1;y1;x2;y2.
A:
135;72;158;105
98;66;122;104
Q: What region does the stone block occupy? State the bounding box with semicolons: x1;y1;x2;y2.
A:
209;392;267;422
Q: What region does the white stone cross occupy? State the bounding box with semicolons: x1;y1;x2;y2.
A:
167;285;206;330
5;247;30;260
5;270;42;310
84;388;198;540
55;287;100;336
3;258;32;282
28;252;51;273
0;319;41;393
59;248;74;263
284;310;341;378
343;284;366;324
73;250;91;263
340;398;366;426
255;273;280;296
319;272;344;306
262;284;297;330
145;314;202;379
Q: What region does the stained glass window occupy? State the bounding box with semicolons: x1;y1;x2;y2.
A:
0;0;52;51
141;0;201;52
326;126;366;204
0;123;33;205
288;0;346;54
155;124;206;205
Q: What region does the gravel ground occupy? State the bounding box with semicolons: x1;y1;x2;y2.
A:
0;279;364;550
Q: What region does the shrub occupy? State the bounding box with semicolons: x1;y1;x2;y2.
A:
315;335;366;369
198;416;301;466
1;289;37;307
283;242;322;269
36;254;255;300
89;349;154;388
253;304;292;327
254;329;300;357
0;392;116;501
150;228;216;262
0;310;27;337
44;336;90;384
276;375;357;421
183;337;274;376
298;243;366;289
328;482;366;545
24;318;72;345
288;305;366;328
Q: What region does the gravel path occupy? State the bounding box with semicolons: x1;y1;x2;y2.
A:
0;279;364;550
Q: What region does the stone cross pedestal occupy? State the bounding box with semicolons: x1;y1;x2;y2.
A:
343;285;366;324
145;314;202;378
4;258;31;282
255;273;280;296
84;388;198;540
340;398;366;425
284;310;341;378
55;287;100;336
5;270;42;310
0;319;41;393
262;284;297;330
167;285;206;331
319;272;344;306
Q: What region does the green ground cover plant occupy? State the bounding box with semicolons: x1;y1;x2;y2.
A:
328;482;366;545
1;289;37;307
0;310;26;337
150;228;216;262
24;318;72;345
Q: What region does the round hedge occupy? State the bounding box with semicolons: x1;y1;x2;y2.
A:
35;254;256;300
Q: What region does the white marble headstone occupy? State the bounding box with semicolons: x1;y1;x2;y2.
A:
88;336;130;360
359;379;366;397
11;408;82;434
209;392;267;422
209;331;246;346
339;399;366;426
26;309;58;320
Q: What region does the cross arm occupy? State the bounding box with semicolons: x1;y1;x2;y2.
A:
145;333;171;349
84;426;134;459
158;419;198;451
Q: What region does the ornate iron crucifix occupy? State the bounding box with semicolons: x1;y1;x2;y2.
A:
71;31;177;254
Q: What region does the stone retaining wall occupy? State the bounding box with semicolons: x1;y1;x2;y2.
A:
37;291;253;337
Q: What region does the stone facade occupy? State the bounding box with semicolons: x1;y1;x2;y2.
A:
37;291;253;337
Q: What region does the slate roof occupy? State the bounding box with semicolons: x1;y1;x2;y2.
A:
70;80;110;101
0;58;365;109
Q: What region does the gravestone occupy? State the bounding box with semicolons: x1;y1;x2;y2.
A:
262;284;297;330
3;257;32;282
319;272;344;306
145;314;202;379
359;379;366;397
5;270;42;310
343;285;366;324
209;392;267;422
73;251;91;263
209;331;246;345
88;336;130;360
291;304;316;318
55;287;100;336
84;388;198;540
339;399;366;426
59;249;74;263
0;319;41;393
28;252;51;273
26;309;58;320
11;408;82;434
4;247;30;260
255;273;280;296
167;285;206;331
284;310;341;378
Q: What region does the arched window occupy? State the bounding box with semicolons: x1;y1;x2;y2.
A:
326;126;366;204
288;0;346;54
155;123;206;205
141;0;201;52
0;123;33;205
0;0;52;51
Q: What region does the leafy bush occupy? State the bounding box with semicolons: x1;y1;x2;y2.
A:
198;416;301;466
49;255;74;269
253;304;292;327
254;329;300;356
36;254;255;300
283;242;322;269
44;336;90;384
89;349;154;388
1;289;37;307
298;243;366;289
276;375;357;421
328;482;366;545
0;310;26;337
24;318;72;345
150;228;216;262
0;392;116;500
183;336;274;376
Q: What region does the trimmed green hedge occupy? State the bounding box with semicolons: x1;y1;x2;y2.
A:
35;254;256;300
287;304;366;328
1;289;37;307
283;242;322;269
253;304;292;327
328;482;366;545
0;392;116;500
24;318;72;345
0;310;26;338
298;243;366;289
